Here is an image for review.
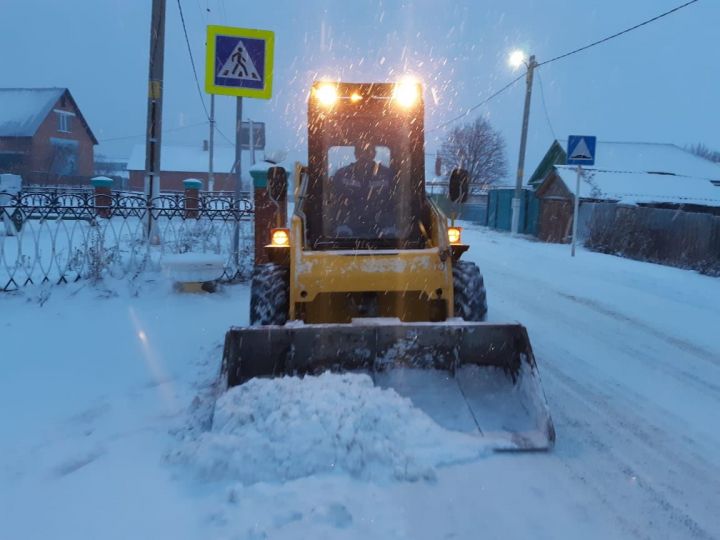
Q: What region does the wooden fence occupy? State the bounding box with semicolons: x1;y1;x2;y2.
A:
584;202;720;276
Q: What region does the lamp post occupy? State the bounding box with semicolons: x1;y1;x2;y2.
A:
509;50;537;235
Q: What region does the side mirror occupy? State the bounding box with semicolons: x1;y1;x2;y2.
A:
449;168;469;204
267;166;288;202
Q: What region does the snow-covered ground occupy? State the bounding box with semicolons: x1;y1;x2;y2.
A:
1;225;719;540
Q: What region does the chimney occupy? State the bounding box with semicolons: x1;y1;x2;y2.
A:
203;139;209;151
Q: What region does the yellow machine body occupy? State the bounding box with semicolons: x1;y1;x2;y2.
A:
287;201;455;323
222;81;555;451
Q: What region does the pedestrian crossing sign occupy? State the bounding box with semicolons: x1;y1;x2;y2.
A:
566;135;597;166
205;25;274;99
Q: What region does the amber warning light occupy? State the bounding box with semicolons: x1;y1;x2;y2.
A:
270;228;290;247
448;227;462;245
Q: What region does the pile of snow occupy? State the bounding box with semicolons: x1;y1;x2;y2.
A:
172;372;488;484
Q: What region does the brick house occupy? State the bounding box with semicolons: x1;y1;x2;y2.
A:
127;142;237;192
0;88;98;185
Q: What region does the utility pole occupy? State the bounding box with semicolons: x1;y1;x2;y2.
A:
511;54;536;235
144;0;166;241
208;94;215;191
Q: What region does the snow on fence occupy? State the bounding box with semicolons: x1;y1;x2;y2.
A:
584;202;720;276
0;189;254;291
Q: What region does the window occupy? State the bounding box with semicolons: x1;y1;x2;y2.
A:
0;151;25;172
327;145;391;177
323;144;399;239
56;111;73;133
49;138;79;176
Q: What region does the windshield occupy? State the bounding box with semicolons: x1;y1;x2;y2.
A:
323;144;398;239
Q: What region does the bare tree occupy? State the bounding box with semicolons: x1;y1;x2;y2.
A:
687;143;720;164
439;117;508;188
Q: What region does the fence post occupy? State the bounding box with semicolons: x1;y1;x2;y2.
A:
91;176;113;218
183;178;202;219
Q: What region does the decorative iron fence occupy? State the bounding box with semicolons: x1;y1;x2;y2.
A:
0;189;254;291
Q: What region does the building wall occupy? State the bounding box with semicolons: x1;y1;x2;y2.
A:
25;94;95;185
536;172;574;243
128;170;237;192
0;137;31;175
538;199;573;243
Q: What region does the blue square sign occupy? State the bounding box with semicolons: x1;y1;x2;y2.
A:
567;135;597;166
205;26;275;99
214;35;266;90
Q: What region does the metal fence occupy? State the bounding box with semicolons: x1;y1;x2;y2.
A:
584;202;720;276
0;189;254;291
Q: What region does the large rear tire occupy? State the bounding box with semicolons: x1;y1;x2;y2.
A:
453;260;487;321
249;263;289;325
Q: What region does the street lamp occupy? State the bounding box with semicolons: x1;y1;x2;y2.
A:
508;50;526;70
510;50;537;235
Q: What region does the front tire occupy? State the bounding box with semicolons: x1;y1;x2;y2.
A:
452;260;487;321
249;263;289;325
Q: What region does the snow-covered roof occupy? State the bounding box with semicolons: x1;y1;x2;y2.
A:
558;140;720;180
0;88;66;137
554;165;720;208
127;144;237;173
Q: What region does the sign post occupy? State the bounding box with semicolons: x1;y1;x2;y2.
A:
566;135;597;257
205;25;275;269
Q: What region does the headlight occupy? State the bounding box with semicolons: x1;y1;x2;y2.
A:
270;228;290;247
314;84;338;107
392;80;419;108
448;226;462;245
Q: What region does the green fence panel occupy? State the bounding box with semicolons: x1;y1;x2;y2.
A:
523;190;540;235
486;188;540;235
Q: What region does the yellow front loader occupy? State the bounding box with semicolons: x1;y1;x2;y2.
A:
221;81;554;450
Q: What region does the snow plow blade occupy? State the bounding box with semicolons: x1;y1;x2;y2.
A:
221;320;555;451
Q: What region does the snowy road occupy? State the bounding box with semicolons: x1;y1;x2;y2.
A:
1;225;718;539
471;228;720;540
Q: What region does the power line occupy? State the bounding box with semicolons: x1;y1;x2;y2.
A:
538;0;700;67
176;0;210;120
178;0;236;149
98;121;210;143
428;0;700;134
427;73;525;133
215;125;235;146
536;69;557;141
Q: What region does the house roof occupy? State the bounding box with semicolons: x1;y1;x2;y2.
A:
529;140;720;186
127;143;237;173
553;165;720;208
0;88;98;143
528;140;566;185
0;88;65;136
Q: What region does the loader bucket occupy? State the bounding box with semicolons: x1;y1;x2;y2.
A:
221;320;555;451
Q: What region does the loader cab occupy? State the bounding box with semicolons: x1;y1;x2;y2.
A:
303;81;429;250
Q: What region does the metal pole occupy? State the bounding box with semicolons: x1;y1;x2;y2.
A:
235;97;243;194
233;97;243;268
208;94;215;191
249;119;256;165
571;165;581;257
511;54;536;235
144;0;166;241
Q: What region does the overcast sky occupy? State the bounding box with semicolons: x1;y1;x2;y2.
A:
2;0;717;181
